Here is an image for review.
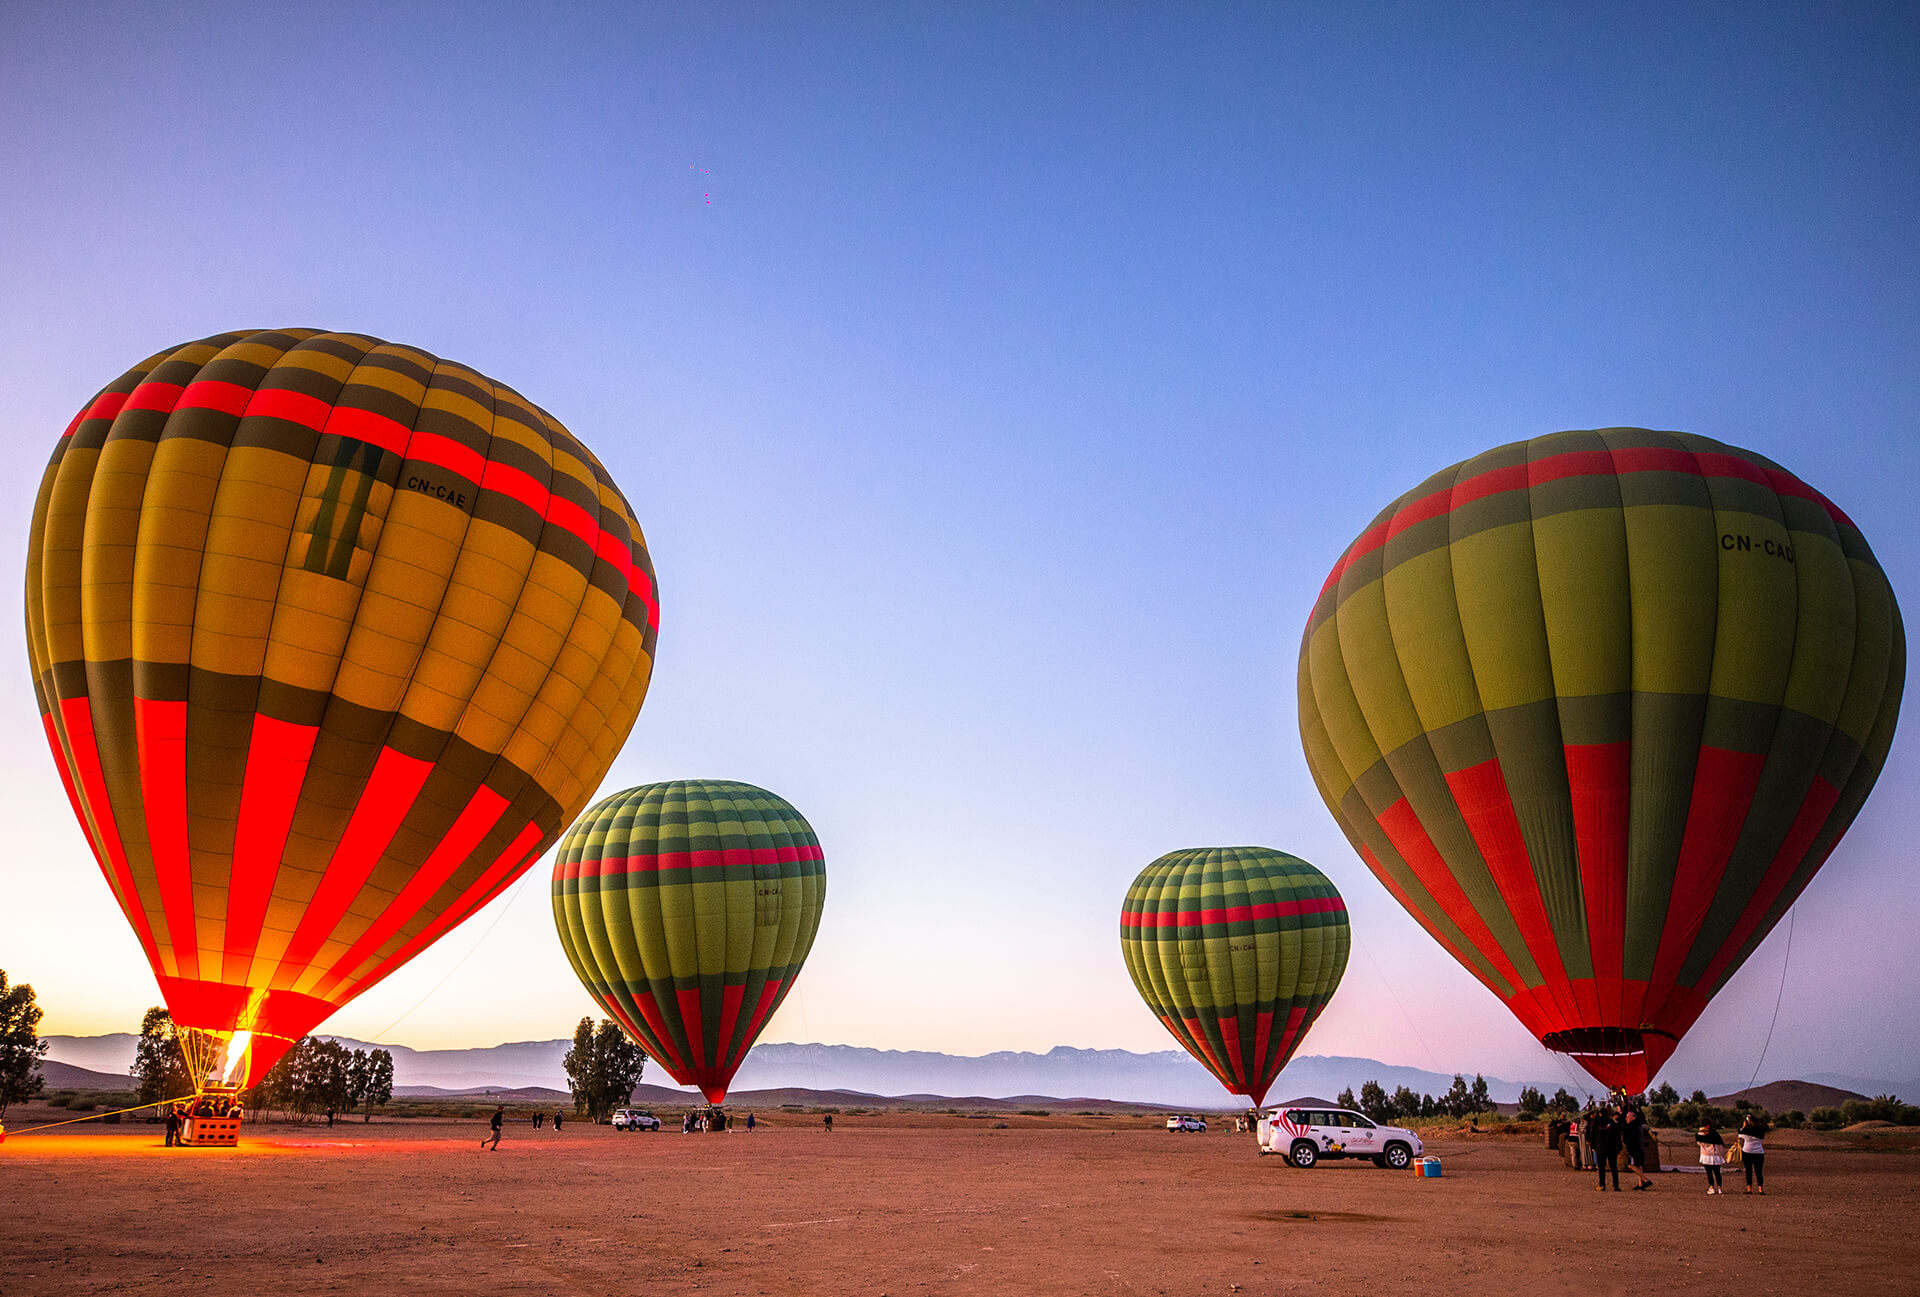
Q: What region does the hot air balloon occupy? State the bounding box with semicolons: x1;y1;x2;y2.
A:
1120;848;1349;1107
552;780;825;1103
1298;428;1903;1092
26;330;659;1090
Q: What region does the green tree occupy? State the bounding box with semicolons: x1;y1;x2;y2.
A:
1336;1085;1357;1111
1390;1085;1422;1120
1549;1087;1579;1114
131;1007;192;1106
563;1017;648;1123
1469;1074;1492;1113
1419;1093;1438;1118
1517;1085;1546;1117
0;970;50;1116
346;1048;394;1121
1443;1074;1473;1118
1358;1080;1391;1121
1651;1081;1680;1105
1690;1090;1708;1105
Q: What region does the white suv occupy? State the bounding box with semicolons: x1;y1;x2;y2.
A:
611;1109;660;1131
1166;1114;1207;1133
1258;1106;1422;1169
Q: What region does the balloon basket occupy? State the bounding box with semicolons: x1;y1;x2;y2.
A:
182;1114;240;1147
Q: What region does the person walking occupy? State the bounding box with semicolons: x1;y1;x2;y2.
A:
483;1105;505;1151
1697;1123;1727;1194
1621;1105;1654;1190
746;1111;756;1132
822;1113;833;1133
1588;1106;1622;1191
1737;1113;1768;1194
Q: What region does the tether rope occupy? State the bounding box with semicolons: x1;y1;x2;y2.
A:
4;1091;199;1137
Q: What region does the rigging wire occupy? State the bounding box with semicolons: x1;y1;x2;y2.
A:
1742;907;1796;1098
358;867;542;1046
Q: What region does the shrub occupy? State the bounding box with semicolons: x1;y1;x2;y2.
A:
47;1094;71;1108
1781;1109;1806;1128
1809;1107;1843;1130
70;1099;96;1112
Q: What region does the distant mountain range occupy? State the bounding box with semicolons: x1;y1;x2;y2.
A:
40;1034;1912;1108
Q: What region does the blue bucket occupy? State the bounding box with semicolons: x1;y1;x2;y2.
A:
1418;1157;1442;1178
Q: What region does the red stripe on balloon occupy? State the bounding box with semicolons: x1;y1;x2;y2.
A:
80;390;130;426
1697;776;1844;993
243;386;337;434
630;987;690;1077
223;715;321;984
1119;896;1346;928
1316;448;1840;603
1358;843;1511;1001
55;697;162;970
176;379;254;417
1374;798;1529;994
361;819;546;984
731;977;788;1076
676;987;707;1070
1565;743;1630;1013
1649;746;1768;994
272;745;435;982
313;785;510;998
125;380;186;414
559;842;825;878
132;697;198;982
1443;759;1577;1018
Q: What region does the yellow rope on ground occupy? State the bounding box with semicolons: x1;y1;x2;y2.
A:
3;1092;200;1137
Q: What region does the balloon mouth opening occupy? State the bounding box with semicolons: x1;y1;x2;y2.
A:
1541;1027;1677;1059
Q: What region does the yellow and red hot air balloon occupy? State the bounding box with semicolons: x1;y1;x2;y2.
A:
1299;429;1903;1092
26;330;659;1089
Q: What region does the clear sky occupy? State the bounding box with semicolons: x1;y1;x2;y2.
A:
2;3;1915;1090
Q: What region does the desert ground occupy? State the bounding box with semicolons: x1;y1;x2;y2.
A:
3;1109;1916;1296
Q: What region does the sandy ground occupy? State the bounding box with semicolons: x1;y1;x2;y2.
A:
3;1111;1916;1296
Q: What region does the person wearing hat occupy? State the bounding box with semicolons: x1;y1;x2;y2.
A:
1696;1122;1727;1195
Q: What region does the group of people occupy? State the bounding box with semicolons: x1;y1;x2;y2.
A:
1577;1103;1656;1192
1695;1115;1769;1195
682;1108;755;1132
481;1106;566;1149
1568;1101;1772;1197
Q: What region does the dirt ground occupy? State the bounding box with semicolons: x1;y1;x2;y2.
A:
3;1110;1916;1296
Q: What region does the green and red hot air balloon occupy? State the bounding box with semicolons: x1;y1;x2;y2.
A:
1121;847;1350;1107
1298;428;1903;1092
553;780;826;1104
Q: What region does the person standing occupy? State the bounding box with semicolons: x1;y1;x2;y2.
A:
746;1111;756;1132
1620;1105;1654;1190
823;1113;833;1134
164;1103;180;1149
1588;1107;1622;1191
483;1105;505;1151
1737;1114;1768;1194
554;1109;564;1132
326;1108;335;1128
1697;1123;1726;1194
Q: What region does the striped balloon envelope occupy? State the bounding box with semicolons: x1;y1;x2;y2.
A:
1120;848;1350;1107
552;780;826;1103
26;330;659;1087
1299;429;1903;1092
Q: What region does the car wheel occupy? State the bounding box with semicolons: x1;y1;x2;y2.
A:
1383;1142;1412;1170
1289;1141;1318;1169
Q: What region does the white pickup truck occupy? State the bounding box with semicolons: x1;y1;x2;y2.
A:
1257;1105;1422;1169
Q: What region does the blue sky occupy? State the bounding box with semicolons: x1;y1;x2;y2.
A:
2;3;1915;1090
